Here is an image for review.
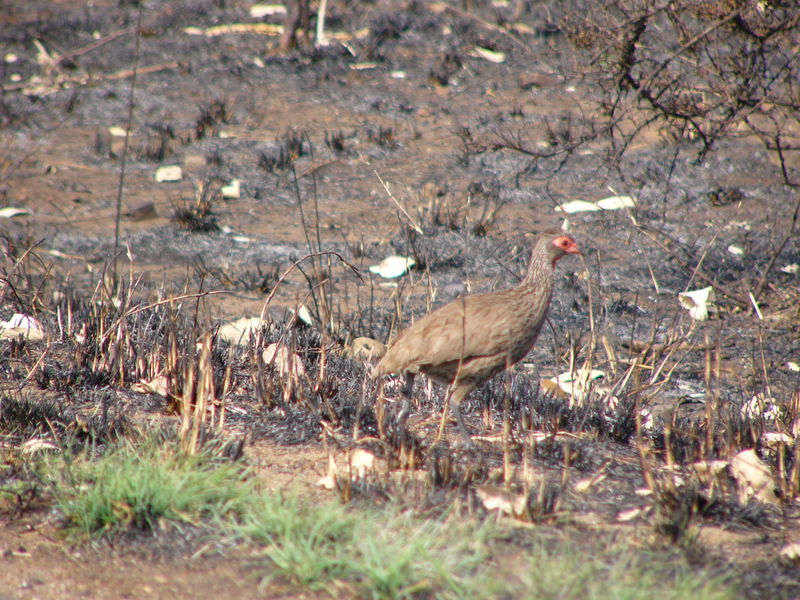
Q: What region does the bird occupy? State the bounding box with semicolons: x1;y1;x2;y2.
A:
371;231;582;447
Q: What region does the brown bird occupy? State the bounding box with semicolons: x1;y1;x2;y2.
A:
371;231;582;447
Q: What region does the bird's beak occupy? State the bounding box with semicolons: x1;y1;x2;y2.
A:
566;241;583;255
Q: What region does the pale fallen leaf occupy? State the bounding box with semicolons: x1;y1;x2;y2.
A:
263;342;306;378
183;23;283;36
475;484;527;516
556;200;601;214
780;263;798;274
0;314;44;341
470;46;505;63
787;361;800;372
678;286;715;321
557;197;636;214
291;304;314;326
350;62;379;70
550;369;605;406
575;473;606;493
727;244;744;256
132;374;169;397
761;431;793;447
347;337;387;360
780;543;800;562
154;165;182;182
249;3;286;18
221;179;241;198
595;195;636;210
22;438;59;454
218;317;266;345
108;126;127;137
0;206;30;218
369;255;416;279
617;506;646;522
350;449;378;478
317;449;383;490
741;395;781;422
729;449;778;504
317;453;338;490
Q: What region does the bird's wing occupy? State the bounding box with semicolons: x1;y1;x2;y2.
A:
382;290;523;371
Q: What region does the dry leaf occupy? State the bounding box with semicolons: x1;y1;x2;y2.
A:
221;179;240;198
779;543;800;562
556;200;600;214
729;449;778;504
154;165;182;182
217;317;266;345
550;368;605;406
249;3;286;18
263;343;306;378
0;206;30;218
132;374;169;397
617;506;646;522
22;438;59;454
348;337;387;360
369;255;416;278
470;46;505;63
0;314;44;341
575;473;606;493
595;195;636;210
475;484;527;516
678;286;716;321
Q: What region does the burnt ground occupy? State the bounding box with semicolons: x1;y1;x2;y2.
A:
2;0;800;598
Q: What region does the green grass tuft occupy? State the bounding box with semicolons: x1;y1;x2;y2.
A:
49;438;253;536
43;438;736;599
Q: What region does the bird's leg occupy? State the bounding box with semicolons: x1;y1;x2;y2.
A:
375;377;386;439
434;387;453;445
450;386;476;449
396;373;415;427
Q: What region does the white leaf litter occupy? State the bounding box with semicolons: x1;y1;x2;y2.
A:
22;438;59;454
741;395;781;422
369;255;416;278
0;314;44;341
617;507;646;522
249;3;287;18
262;342;306;378
217;317;266;345
549;368;605;406
780;263;798;274
0;207;30;218
780;543;800;562
291;304;314;326
730;449;779;504
317;449;383;490
132;374;169;397
347;336;387;360
154;165;183;182
556;196;636;214
761;432;793;447
469;46;505;63
475;484;527;517
678;286;716;321
221;179;241;198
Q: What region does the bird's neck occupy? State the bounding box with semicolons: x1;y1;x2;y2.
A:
521;251;554;289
